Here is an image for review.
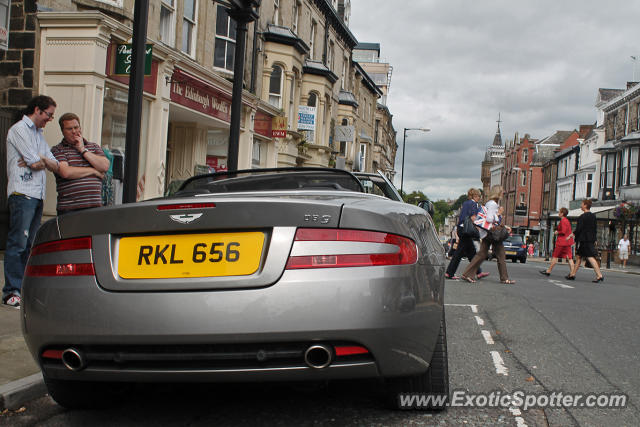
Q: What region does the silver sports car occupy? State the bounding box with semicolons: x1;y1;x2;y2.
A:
22;168;448;409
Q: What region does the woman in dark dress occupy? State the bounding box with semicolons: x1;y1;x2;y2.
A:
566;199;604;283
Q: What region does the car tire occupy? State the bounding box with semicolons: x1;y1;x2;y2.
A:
44;376;129;409
520;257;526;264
385;310;449;410
511;258;517;263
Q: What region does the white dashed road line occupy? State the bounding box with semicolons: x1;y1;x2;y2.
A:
475;315;484;326
481;330;495;345
490;351;509;376
549;279;574;289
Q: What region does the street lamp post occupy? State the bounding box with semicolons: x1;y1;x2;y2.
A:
400;127;430;196
225;0;261;172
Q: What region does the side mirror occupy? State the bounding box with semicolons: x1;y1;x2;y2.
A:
417;200;434;217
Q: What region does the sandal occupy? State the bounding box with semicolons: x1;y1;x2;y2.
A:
461;275;476;283
501;279;516;284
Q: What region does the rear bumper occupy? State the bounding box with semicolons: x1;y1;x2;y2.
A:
22;265;444;382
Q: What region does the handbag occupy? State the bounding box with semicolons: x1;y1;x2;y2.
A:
486;224;509;243
460;216;480;238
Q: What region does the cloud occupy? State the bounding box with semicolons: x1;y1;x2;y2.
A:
349;0;640;200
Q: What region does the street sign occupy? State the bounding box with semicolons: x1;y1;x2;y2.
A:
114;43;152;76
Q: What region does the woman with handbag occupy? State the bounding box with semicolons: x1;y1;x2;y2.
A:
461;185;515;284
445;188;488;279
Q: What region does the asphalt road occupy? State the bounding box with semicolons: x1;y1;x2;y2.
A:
1;259;638;426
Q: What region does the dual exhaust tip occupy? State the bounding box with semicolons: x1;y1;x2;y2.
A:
60;344;334;371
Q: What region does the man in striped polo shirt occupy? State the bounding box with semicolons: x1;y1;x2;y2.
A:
50;113;110;215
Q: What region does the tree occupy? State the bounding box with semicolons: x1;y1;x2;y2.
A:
402;190;428;204
451;193;468;211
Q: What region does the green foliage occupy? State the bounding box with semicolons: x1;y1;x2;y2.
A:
451;193;468;211
402;190;428;204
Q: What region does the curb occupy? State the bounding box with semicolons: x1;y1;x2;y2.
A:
0;373;45;411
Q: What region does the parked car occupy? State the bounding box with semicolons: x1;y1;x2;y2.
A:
353;170;403;202
503;235;528;263
22;168;448;410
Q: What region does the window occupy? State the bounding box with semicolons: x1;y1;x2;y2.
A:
637;103;640;131
292;1;299;33
182;0;197;55
288;71;297;128
521;170;526;187
523;149;528;163
272;0;279;25
310;21;317;60
252;139;263;168
622;148;629;186
327;41;334;70
305;93;317;143
214;5;236;71
520;193;525;204
606;154;615;188
159;0;175;46
359;143;367;171
268;65;283;108
631;147;639;185
586;173;593;198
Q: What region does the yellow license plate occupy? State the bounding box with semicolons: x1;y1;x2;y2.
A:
505;251;516;255
118;232;265;279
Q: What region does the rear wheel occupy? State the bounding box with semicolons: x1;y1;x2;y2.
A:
44;376;129;409
520;257;527;264
511;258;517;263
385;310;449;410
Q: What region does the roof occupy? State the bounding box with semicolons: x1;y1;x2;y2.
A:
492;125;502;146
354;42;380;53
339;90;358;107
596;88;625;105
540;130;575;146
554;145;578;159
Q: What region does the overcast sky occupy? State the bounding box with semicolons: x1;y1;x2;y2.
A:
349;0;640;201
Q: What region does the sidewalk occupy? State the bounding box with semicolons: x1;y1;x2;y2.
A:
0;252;639;410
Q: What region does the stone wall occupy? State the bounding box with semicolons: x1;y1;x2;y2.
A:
0;0;37;110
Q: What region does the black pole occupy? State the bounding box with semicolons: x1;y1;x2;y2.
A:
123;0;149;203
227;17;249;172
400;128;407;196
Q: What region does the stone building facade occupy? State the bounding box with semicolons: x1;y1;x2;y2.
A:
0;0;397;234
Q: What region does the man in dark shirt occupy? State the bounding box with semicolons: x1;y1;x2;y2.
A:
51;113;110;215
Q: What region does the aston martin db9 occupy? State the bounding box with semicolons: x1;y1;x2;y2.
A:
22;168;447;409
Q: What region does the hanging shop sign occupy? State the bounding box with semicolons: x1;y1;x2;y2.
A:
170;68;232;122
114;43;153;76
272;116;287;138
334;125;355;142
297;106;316;131
254;111;273;138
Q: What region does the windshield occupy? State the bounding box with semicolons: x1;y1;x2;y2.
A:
506;235;524;245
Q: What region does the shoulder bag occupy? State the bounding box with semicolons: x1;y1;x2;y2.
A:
460;216;480;239
486;224;509;243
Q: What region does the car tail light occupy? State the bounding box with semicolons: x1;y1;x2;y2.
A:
26;237;95;277
30;237;91;255
521;245;526;249
285;228;417;269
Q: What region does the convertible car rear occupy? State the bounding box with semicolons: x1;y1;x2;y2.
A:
21;168;447;409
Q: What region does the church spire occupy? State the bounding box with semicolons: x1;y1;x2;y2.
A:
493;113;503;146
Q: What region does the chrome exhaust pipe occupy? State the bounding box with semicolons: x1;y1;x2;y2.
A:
61;348;86;371
304;344;333;369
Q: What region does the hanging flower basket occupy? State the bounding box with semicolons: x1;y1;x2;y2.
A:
613;203;638;221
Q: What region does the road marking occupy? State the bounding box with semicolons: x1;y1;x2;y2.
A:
509;408;529;427
445;303;478;313
490;351;509;376
475;315;485;326
549;279;574;289
481;330;494;345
